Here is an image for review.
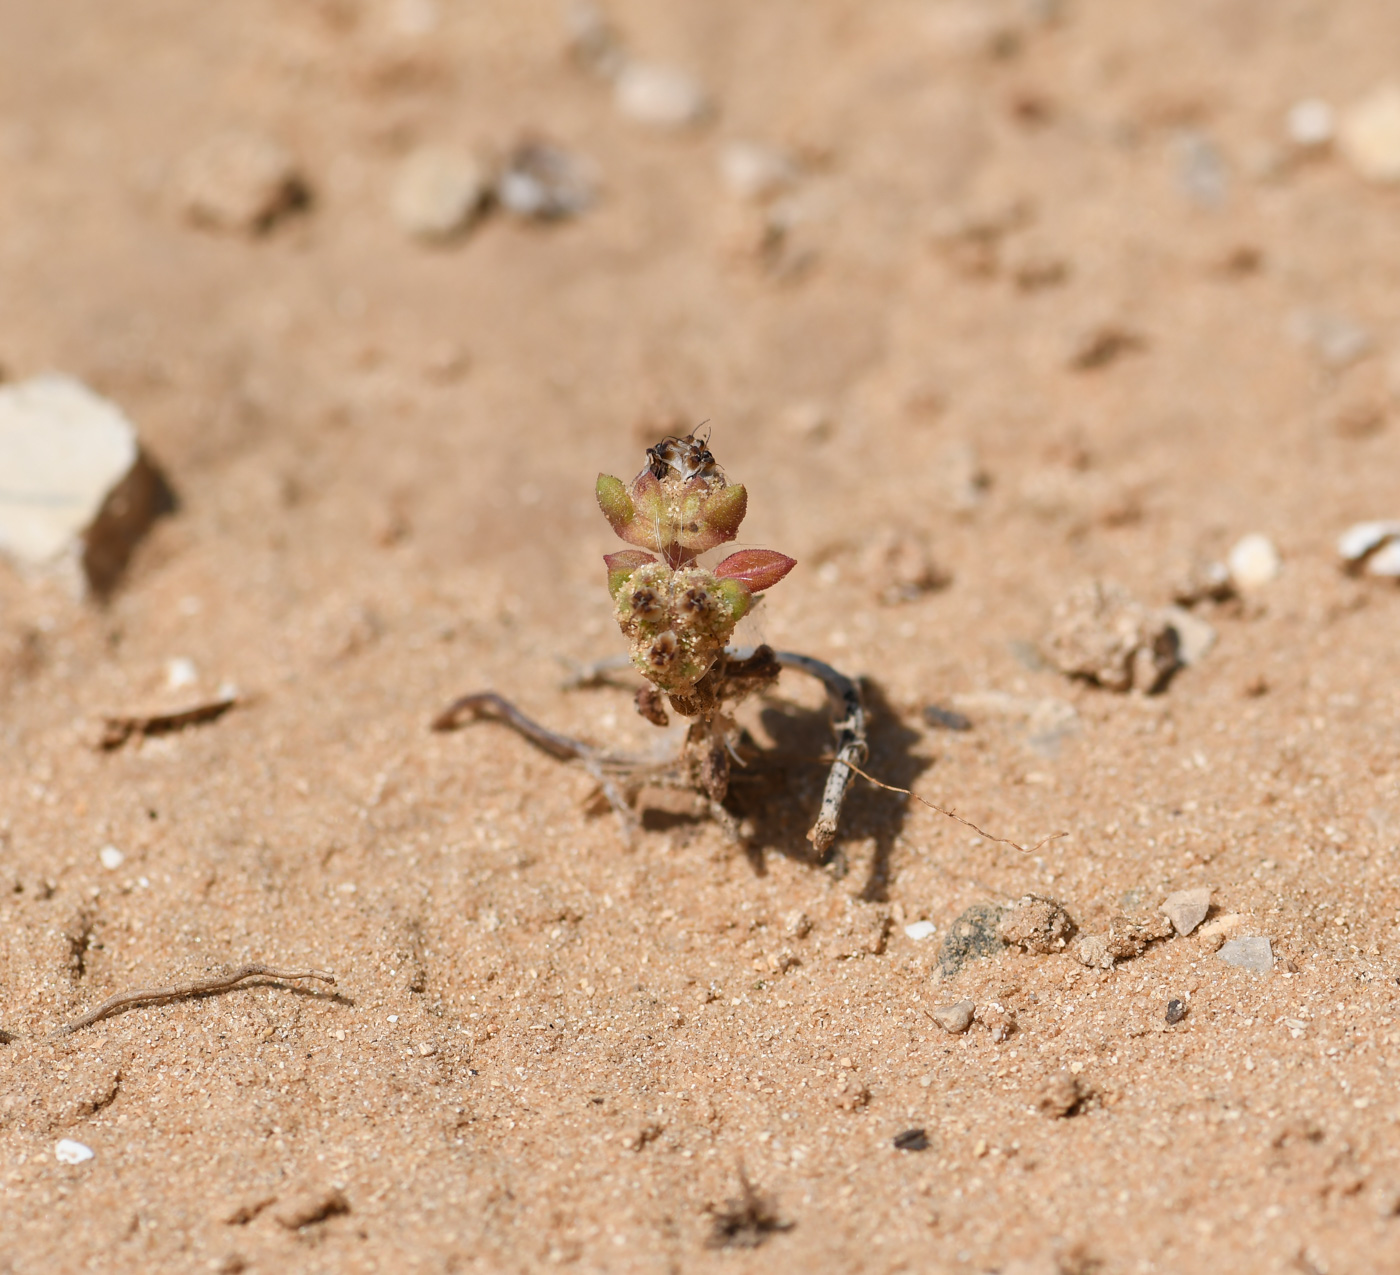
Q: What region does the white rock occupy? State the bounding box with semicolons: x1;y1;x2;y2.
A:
1287;99;1335;148
165;657;199;691
719;141;798;202
0;375;166;596
1161;887;1211;936
497;141;595;220
177;130;306;234
99;845;125;871
55;1139;94;1165
903;920;937;942
1338;520;1400;562
1218;936;1273;972
930;999;975;1034
1366;540;1400;577
1339;84;1400;184
1162;606;1216;667
1227;533;1281;590
391;146;488;241
614;62;710;129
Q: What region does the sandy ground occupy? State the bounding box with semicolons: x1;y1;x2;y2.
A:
3;2;1400;1272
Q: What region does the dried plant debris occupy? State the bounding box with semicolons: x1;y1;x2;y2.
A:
98;689;239;750
1074;914;1173;969
999;895;1075;953
1044;579;1181;693
705;1169;792;1249
1338;520;1400;578
893;1128;929;1151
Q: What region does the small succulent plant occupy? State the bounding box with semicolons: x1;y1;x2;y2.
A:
597;433;795;702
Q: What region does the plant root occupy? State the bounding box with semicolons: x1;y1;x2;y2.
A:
50;964;336;1040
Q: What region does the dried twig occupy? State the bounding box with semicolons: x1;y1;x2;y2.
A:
50;964;336;1040
99;691;239;750
843;759;1066;855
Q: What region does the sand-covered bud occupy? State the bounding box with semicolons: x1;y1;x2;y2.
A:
603;549;657;598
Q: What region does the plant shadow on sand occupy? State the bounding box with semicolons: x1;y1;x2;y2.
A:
719;677;930;897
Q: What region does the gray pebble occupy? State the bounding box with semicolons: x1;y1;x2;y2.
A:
1165;998;1186;1025
497;141;595;220
1161;887;1212;936
1218;936;1273;972
391;146;488;242
923;704;972;732
935;902;1005;977
930;999;975;1034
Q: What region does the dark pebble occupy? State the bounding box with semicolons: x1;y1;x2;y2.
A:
923;705;972;731
1166;998;1186;1025
893;1128;929;1152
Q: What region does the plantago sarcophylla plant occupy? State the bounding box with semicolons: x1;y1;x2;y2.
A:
434;431;867;852
597;434;795;703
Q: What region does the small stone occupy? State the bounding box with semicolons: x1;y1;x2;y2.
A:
1161;887;1211;936
0;375;172;597
998;895;1074;953
1287;99;1335;149
1035;1072;1085;1118
497;140;595;220
1165;998;1187;1025
177;130;306;234
935;902;1006;977
1197;912;1244;952
719;141;799;202
784;910;812;939
614;61;710;129
1364;541;1400;577
1338;520;1400;576
1287;309;1373;370
1171;560;1235;606
391;146;488;242
165;657;199;691
1218;936;1273;972
1161;607;1216;668
1226;533;1281;590
903;920;937;942
1339;84;1400;184
1044;579;1180;693
273;1186;350;1230
98;845;125;872
922;704;972;731
892;1128;929;1152
930;999;975;1034
54;1139;94;1165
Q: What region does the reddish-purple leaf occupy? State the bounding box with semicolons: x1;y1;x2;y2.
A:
714;549;796;593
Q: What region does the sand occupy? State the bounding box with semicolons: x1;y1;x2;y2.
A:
3;2;1400;1272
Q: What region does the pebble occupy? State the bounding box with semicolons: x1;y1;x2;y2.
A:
54;1139;94;1165
1044;579;1180;693
1287;99;1335;149
922;704;972;732
176;130;306;234
497;141;595;220
903;920;937;942
391;146;489;242
0;375;169;597
1161;886;1211;936
892;1128;929;1152
1226;533;1281;591
1161;606;1216;667
719;141;798;202
1287;309;1373;370
613;61;710;129
930;999;975;1034
1165;998;1187;1025
166;657;199;691
1218;936;1273;972
1338;520;1400;577
1339;84;1400;184
1035;1072;1085;1118
98;845;125;871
